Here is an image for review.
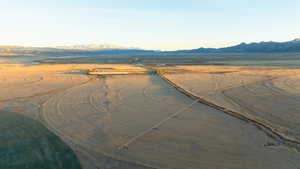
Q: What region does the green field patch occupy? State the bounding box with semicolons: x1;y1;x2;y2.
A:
0;111;82;169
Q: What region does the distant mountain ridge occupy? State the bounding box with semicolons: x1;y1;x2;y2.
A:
1;39;300;56
173;38;300;53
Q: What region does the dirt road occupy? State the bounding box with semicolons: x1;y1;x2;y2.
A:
1;64;300;169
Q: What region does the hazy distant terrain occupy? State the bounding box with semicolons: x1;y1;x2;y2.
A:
1;64;300;169
1;39;300;67
2;52;300;67
33;53;300;68
1;40;300;169
1;39;300;57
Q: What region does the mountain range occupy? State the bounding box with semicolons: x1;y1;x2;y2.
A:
1;39;300;57
173;38;300;53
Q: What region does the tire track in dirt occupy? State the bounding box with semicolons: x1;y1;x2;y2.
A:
0;88;66;103
39;75;159;169
37;76;96;121
222;76;277;118
263;77;300;103
118;99;198;150
158;71;300;152
223;75;300;116
283;77;300;92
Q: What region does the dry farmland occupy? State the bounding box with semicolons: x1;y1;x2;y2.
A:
163;66;300;143
0;64;300;169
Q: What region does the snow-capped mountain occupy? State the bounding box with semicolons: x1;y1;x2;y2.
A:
55;44;140;50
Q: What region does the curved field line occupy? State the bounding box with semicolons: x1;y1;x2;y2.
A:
157;71;300;152
216;74;263;114
222;76;276;116
232;78;300;119
37;77;96;121
221;90;278;123
39;76;160;169
0;87;69;103
283;77;300;91
43;94;159;169
262;78;300;103
262;78;288;95
0;75;90;103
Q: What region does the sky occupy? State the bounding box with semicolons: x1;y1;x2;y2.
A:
0;0;300;50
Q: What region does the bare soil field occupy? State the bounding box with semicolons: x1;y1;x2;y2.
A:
163;66;300;144
1;64;300;169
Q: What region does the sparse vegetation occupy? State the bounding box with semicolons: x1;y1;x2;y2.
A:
0;111;82;169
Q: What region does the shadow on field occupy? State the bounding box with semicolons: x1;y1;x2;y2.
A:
0;111;82;169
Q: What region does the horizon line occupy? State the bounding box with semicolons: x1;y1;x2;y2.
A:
0;38;299;51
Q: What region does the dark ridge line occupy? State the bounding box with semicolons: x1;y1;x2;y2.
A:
157;70;300;152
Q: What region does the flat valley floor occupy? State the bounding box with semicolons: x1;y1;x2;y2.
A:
0;64;300;169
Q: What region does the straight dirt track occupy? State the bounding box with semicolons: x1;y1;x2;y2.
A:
1;64;300;169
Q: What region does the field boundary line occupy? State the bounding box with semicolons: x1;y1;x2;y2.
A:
39;76;160;169
157;70;300;152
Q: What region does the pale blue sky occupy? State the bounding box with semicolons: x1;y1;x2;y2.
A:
0;0;300;50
